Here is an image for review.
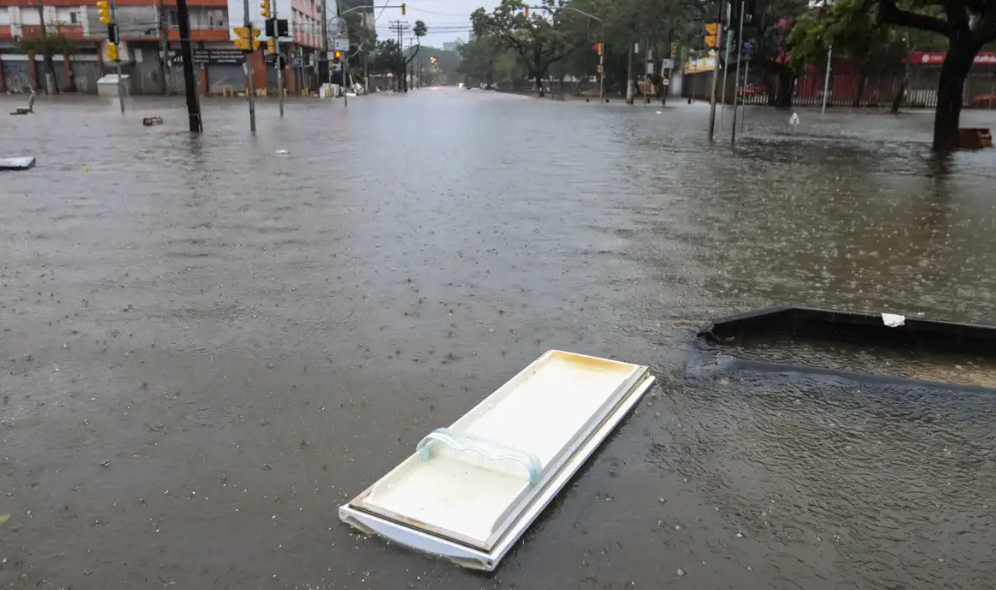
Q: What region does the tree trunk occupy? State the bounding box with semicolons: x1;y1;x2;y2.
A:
890;76;907;114
852;74;866;108
933;39;978;151
774;70;793;108
625;41;634;105
37;2;59;95
535;73;544;97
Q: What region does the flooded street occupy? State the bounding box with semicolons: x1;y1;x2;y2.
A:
2;89;996;589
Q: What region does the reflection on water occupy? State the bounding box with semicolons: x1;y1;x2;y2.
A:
723;337;996;389
675;368;996;589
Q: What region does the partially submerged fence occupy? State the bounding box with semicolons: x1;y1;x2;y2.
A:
682;64;996;109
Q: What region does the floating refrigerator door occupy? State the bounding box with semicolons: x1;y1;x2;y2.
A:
339;350;655;570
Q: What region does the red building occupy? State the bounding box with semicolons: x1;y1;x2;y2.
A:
0;0;323;94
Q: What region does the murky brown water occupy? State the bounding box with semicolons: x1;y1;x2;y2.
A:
2;90;996;589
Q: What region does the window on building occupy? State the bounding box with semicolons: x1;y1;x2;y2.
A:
70;11;78;24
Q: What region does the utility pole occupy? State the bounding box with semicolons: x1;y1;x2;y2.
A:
176;0;201;130
625;40;634;104
707;0;725;142
273;2;284;116
730;0;745;146
243;0;256;132
407;33;413;92
109;0;124;112
337;2;349;106
156;0;169;94
321;0;329;92
741;55;749;133
599;43;604;101
389;20;408;92
822;44;833;113
720;22;731;124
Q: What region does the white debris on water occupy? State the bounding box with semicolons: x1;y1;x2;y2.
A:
882;313;905;327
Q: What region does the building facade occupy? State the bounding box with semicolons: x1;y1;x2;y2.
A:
0;0;323;95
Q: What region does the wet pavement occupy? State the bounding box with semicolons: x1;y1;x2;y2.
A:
2;89;996;589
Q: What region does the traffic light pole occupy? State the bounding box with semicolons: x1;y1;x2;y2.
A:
273;3;284;116
243;0;256;132
109;0;124;113
339;8;348;106
707;0;725;142
599;45;604;101
176;0;202;131
730;0;745;147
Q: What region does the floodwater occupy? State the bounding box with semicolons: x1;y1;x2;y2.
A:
2;89;996;589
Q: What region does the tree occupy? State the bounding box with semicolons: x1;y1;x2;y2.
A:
788;0;909;107
471;0;590;96
458;35;503;85
812;0;996;150
373;39;403;89
342;10;377;85
402;20;427;91
19;29;75;94
746;0;811;107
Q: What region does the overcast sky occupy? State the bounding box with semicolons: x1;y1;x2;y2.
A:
371;0;498;45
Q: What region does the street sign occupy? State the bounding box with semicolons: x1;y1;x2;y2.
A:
332;62;342;72
170;49;248;64
661;58;674;69
334;38;349;51
326;50;336;60
742;41;756;55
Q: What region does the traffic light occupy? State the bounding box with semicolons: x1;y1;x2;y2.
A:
233;26;261;50
333;51;342;62
267;38;276;53
106;42;118;61
592;42;602;55
401;2;406;15
260;0;271;19
704;23;719;48
97;0;111;24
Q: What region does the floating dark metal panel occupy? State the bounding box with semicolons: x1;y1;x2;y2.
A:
698;306;996;358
